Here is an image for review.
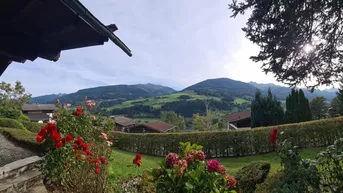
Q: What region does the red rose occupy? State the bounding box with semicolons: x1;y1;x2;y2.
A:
74;106;82;116
65;134;73;142
133;154;142;167
100;157;106;164
95;167;99;175
82;143;88;151
38;128;48;136
36;134;45;143
56;141;64;148
52;130;61;142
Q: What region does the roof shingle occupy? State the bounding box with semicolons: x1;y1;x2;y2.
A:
224;111;251;122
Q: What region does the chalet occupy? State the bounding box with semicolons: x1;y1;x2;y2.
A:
224;111;251;130
111;116;137;132
22;104;58;123
128;121;176;133
0;0;131;76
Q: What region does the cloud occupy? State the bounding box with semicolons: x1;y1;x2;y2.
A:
1;0;332;96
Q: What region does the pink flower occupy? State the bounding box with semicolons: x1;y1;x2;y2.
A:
217;165;227;175
56;99;60;104
195;150;205;161
66;103;71;107
177;159;188;176
106;141;113;146
100;132;108;140
165;153;179;168
87;100;96;108
226;175;237;189
207;160;219;172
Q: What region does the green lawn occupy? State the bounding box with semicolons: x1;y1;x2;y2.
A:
108;147;324;182
234;97;249;104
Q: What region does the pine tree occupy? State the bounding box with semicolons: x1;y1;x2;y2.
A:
336;81;343;115
285;89;312;123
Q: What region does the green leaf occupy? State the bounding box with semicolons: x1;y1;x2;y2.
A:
185;182;194;190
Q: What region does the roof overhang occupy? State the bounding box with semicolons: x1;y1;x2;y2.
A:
0;0;132;76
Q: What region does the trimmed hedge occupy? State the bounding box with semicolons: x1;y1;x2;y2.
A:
0;117;27;130
113;117;343;157
19;120;44;133
0;127;43;152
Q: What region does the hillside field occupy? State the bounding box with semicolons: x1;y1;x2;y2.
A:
105;91;249;111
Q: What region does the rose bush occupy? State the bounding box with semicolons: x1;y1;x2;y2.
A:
36;99;115;193
150;142;237;193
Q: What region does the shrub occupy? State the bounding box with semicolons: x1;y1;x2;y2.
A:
317;138;343;193
235;161;270;193
18;114;30;121
19;120;44;133
0;117;27;130
150;142;237;193
113;117;343;157
0;127;42;152
0;107;21;119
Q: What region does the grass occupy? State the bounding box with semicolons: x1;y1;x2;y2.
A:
107;92;221;110
108;147;324;182
233;97;249;104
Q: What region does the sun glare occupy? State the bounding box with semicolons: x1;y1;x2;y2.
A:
303;44;313;53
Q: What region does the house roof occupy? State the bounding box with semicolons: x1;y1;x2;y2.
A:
224;111;251;122
0;0;132;76
112;116;136;127
22;104;58;111
141;121;175;133
26;113;50;121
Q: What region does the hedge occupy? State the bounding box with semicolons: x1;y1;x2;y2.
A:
113;117;343;158
0;127;43;153
0;117;27;130
19;120;44;133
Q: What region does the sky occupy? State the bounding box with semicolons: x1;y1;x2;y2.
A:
0;0;334;97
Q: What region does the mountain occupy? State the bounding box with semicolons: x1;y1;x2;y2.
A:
30;94;66;104
183;78;258;97
30;84;176;104
249;82;337;101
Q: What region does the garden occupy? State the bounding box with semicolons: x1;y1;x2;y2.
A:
1;96;343;192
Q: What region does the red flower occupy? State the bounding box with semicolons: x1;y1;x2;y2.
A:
82;143;89;151
207;160;219;172
100;157;106;164
65;134;73;142
269;128;278;151
56;99;60;104
226;175;237;189
133;154;142;167
165;153;178;168
95;167;99;175
36;134;45;142
195;150;205;161
45;123;57;133
38;128;48;136
74;106;82;116
56;141;64;148
52;130;61;142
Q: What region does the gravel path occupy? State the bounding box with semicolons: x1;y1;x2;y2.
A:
0;133;37;167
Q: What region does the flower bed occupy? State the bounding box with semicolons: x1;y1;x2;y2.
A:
113;117;343;157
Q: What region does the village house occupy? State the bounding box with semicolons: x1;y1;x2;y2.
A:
22;104;58;123
111;116;137;132
224;110;251;130
128;121;176;133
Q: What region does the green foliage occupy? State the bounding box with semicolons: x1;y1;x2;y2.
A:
310;96;328;120
150;142;237;193
0;117;27;130
18;113;30;121
0;127;42;152
251;89;284;128
0;81;31;110
235;161;270;193
285;89;312;123
160;111;186;131
229;0;343;89
316;138;343;193
329;96;341;117
19;120;44;133
0;107;21;119
256;139;321;193
336;82;343;115
114;117;343;157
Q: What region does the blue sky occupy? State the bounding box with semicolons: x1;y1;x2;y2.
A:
0;0;302;96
